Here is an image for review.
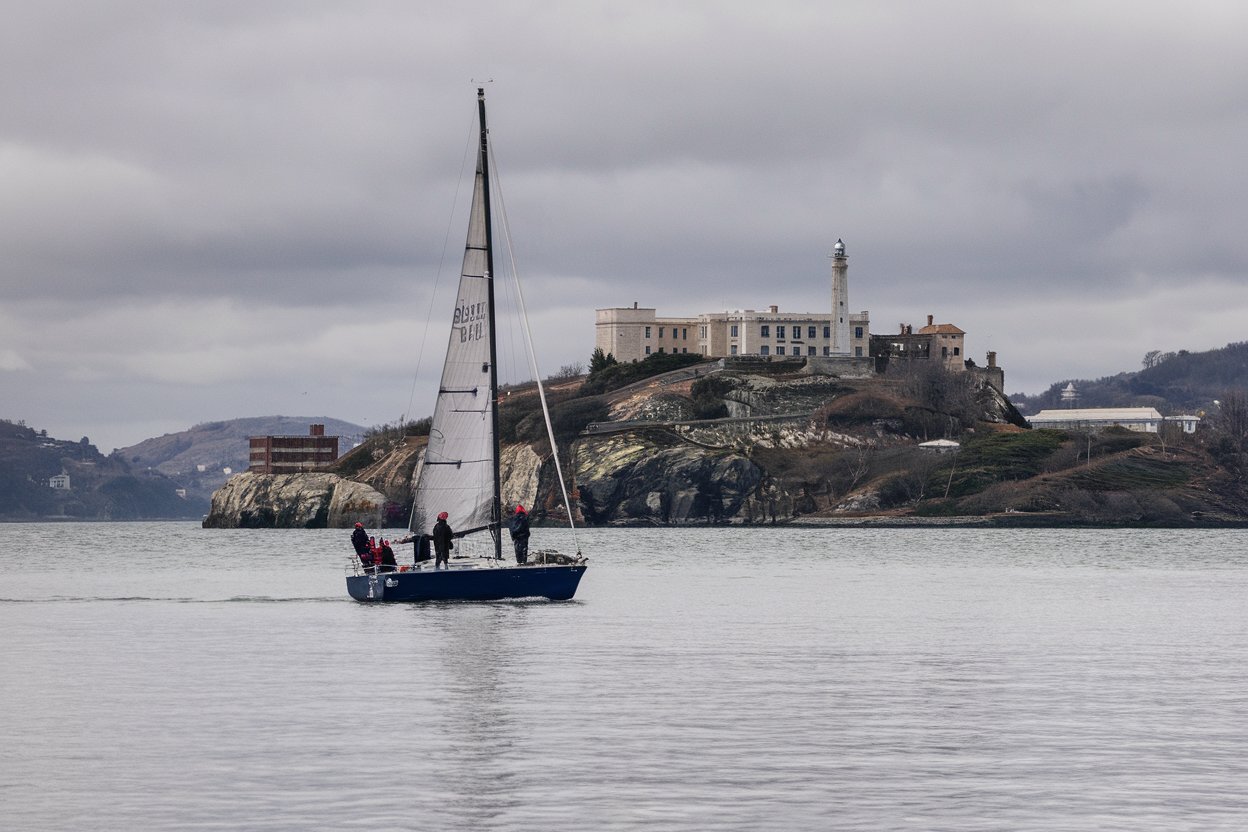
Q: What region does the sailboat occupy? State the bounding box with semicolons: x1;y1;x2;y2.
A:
346;89;588;603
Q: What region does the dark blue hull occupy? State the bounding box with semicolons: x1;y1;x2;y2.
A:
346;563;587;603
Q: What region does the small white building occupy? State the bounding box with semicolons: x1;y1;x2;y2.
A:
1030;407;1164;433
919;439;961;453
49;473;71;490
1167;414;1202;433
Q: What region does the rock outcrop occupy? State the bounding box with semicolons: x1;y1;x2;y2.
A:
501;443;543;510
573;432;763;524
202;472;385;528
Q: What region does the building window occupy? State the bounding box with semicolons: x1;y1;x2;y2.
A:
954;347;961;356
645;346;651;355
645;326;651;338
682;328;687;339
776;325;785;339
855;326;864;338
659;327;664;338
855;346;863;357
682;348;687;353
760;345;770;356
760;325;770;337
777;346;785;356
808;326;816;339
823;346;830;356
808;346;816;356
730;345;738;355
730;324;738;337
658;347;665;354
700;326;707;338
823;326;830;338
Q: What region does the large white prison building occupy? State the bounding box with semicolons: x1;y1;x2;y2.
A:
596;240;870;362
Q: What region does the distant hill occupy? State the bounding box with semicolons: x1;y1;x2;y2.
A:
117;416;367;502
1012;341;1248;416
0;419;204;520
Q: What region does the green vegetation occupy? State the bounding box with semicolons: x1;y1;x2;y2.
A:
942;430;1067;498
1066;456;1192;491
689;376;731;419
580;352;706;396
589;347;618;374
513;395;610;445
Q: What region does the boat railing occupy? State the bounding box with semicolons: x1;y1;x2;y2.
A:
345;535;508;576
346;542;585;575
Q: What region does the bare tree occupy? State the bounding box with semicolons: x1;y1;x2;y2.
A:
1208;390;1248;479
550;362;585;380
845;443;873;495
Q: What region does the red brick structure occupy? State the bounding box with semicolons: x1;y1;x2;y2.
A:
248;424;339;474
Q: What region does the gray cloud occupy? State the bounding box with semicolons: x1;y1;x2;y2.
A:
2;1;1247;450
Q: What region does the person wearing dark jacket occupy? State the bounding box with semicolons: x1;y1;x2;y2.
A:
377;539;397;572
351;522;372;568
509;505;531;565
431;512;454;569
395;533;432;563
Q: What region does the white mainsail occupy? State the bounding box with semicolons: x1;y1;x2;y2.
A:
410;148;496;537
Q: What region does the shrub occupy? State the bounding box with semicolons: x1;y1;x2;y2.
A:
690;376;733;420
822;391;906;426
580;352;707;396
513;395;610;445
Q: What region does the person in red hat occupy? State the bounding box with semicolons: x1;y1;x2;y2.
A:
508;504;531;565
431;510;454;570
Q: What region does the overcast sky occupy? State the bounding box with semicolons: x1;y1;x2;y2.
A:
3;1;1246;451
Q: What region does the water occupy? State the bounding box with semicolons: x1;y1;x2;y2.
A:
3;524;1248;831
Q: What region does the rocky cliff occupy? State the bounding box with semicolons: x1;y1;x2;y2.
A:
202;472;387;528
203;359;1248;528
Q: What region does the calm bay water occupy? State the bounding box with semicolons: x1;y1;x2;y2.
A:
2;523;1248;831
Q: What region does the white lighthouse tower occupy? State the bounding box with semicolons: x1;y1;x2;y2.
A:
830;238;849;354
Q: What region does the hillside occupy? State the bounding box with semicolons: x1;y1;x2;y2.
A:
201;351;1248;529
1011;341;1248;416
0;419;205;520
118;416;367;502
561;362;1246;527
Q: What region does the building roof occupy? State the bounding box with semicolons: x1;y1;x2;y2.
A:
1031;407;1162;422
919;439;961;448
917;323;965;335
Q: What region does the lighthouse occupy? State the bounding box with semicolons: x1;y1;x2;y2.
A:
830;238;849;354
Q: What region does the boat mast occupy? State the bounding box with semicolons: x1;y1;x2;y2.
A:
478;87;503;561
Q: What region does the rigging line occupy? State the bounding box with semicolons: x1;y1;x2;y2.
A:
489;141;582;554
403;108;479;426
485;153;522;387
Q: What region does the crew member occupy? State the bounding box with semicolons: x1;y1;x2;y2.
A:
351;522;372;568
431;511;454;570
509;505;531;565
